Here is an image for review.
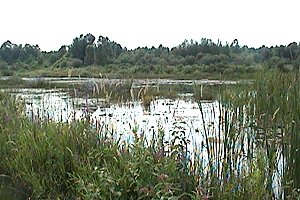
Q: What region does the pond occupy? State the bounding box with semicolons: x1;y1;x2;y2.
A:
8;87;221;153
2;77;283;198
3;77;233;165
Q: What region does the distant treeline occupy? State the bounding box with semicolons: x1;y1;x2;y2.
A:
0;33;300;75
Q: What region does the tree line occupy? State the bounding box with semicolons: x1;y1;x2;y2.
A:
1;33;300;75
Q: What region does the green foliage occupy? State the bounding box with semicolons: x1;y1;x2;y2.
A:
1;34;300;78
0;41;40;65
70;58;83;68
0;92;197;199
69;33;95;62
94;36;123;66
84;44;95;65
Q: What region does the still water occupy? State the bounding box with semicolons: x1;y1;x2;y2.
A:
5;86;224;166
10;88;221;145
2;78;282;198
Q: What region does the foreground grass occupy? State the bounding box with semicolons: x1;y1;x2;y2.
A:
0;92;199;199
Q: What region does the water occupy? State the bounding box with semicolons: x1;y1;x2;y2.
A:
1;77;283;197
6;86;224;166
18;77;240;86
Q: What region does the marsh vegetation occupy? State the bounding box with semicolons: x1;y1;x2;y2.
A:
0;71;300;199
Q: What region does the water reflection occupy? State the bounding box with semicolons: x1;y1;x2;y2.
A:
10;88;221;156
2;79;283;197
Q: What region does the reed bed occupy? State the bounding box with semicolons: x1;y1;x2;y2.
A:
216;71;300;199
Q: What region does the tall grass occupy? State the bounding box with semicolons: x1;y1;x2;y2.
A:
0;92;198;199
218;71;300;199
250;72;300;198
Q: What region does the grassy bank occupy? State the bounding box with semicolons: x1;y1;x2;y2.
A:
5;63;258;81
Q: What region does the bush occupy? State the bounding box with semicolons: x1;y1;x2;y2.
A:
0;60;9;70
0;69;14;76
70;58;83;68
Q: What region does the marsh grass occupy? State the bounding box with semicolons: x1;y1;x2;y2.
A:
2;71;300;199
0;76;25;88
0;76;67;90
251;72;300;199
217;71;300;199
0;92;198;199
13;64;257;80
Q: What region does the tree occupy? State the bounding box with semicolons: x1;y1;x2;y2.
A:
84;44;95;65
92;35;123;66
288;42;299;60
69;33;95;62
0;41;21;64
231;39;240;54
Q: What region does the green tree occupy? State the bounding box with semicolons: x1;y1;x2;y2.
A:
84;44;95;65
230;39;240;54
288;42;299;60
0;41;21;64
69;33;95;62
95;36;113;66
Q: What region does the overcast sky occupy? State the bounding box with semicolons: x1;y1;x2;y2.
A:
0;0;299;51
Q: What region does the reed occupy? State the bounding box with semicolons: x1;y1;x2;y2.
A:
216;71;300;199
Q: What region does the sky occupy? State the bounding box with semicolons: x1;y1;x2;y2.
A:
0;0;299;52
